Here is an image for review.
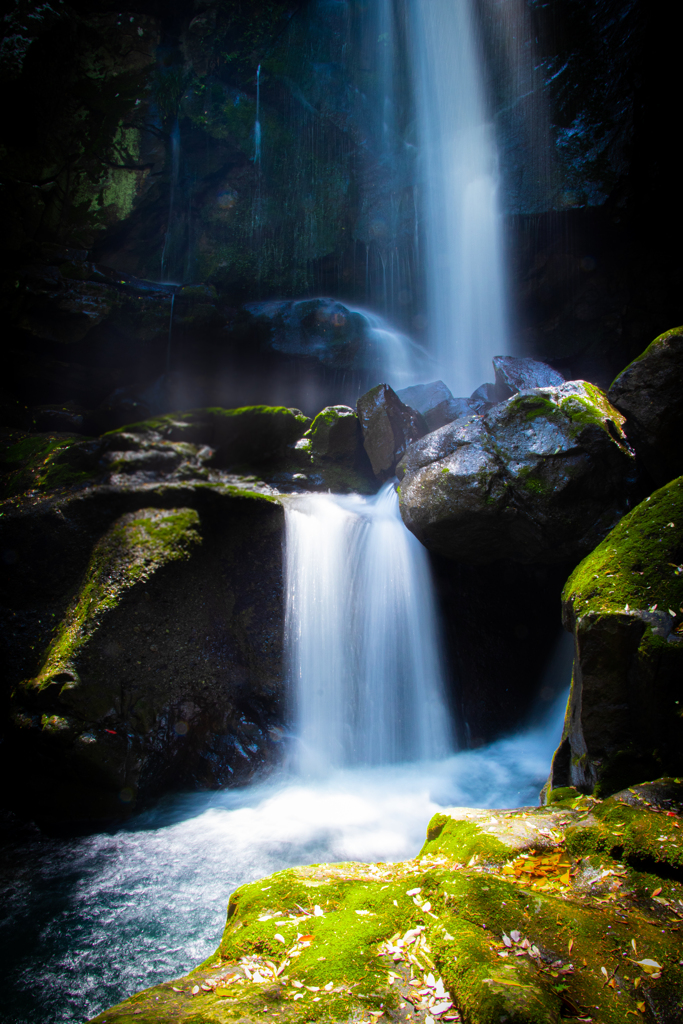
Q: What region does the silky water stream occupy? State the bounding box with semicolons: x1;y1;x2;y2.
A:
1;484;570;1023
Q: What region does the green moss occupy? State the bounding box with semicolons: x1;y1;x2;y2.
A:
563;475;683;622
24;508;201;695
420;814;513;864
0;433;97;498
609;326;683;388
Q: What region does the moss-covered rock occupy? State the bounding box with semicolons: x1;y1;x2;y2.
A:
3;486;286;825
88;791;683;1024
548;476;683;796
609;327;683;486
398;381;636;564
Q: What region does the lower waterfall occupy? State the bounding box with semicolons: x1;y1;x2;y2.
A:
284;483;451;773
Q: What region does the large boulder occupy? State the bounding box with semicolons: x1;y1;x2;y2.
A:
548;476;683;797
608;326;683;486
357;383;426;481
91;787;683;1024
398;381;636;563
2;487;286;825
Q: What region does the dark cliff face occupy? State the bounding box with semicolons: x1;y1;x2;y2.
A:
1;0;680;422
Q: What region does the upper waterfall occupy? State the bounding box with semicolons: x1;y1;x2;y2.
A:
284;482;452;775
410;0;511;395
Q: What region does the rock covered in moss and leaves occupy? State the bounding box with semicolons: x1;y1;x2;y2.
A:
89;784;683;1024
357;384;427;481
608;326;683;486
398;381;636;564
548;476;683;798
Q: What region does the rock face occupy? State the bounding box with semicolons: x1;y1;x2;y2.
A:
357;384;426;481
396;381;470;432
608;326;683;486
548;476;683;798
398;381;636;564
2;485;286;825
90;782;683;1024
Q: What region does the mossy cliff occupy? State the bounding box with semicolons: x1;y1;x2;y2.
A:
89;782;683;1024
548;476;683;797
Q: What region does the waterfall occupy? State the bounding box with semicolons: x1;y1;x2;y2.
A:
410;0;510;396
284;482;451;775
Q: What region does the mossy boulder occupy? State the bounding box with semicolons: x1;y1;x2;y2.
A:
3;487;286;825
88;789;683;1024
398;381;636;564
109;405;311;470
609;326;683;486
286;406;375;492
357;384;427;481
548;476;683;797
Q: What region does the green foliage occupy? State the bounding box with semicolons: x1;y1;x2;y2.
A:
0;433;96;498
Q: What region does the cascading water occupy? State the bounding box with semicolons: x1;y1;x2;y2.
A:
410;0;510;395
284;483;451;775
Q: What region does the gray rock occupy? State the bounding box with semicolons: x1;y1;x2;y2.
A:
396;380;469;432
357;383;427;481
493;355;565;394
398;381;636;563
608;326;683;485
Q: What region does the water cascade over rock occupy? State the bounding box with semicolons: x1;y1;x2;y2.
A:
284;482;451;774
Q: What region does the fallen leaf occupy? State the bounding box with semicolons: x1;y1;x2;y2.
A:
652;887;662;897
510;930;521;943
601;966;608;978
633;959;662;975
502;934;512;947
568;939;574;954
274;933;285;943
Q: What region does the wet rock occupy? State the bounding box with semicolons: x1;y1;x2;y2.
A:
304;405;361;462
357;383;427;481
246;298;372;371
608;326;683;485
468;381;507;414
3;490;286;824
548;475;683;797
396;380;469;432
398;381;636;563
493;355;565;394
91;789;683;1024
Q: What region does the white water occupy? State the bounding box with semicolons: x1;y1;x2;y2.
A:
411;0;510;395
284;483;451;774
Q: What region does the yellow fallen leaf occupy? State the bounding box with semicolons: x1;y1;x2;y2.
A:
637;1002;646;1012
652;887;662;897
568;939;574;954
633;959;662;975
